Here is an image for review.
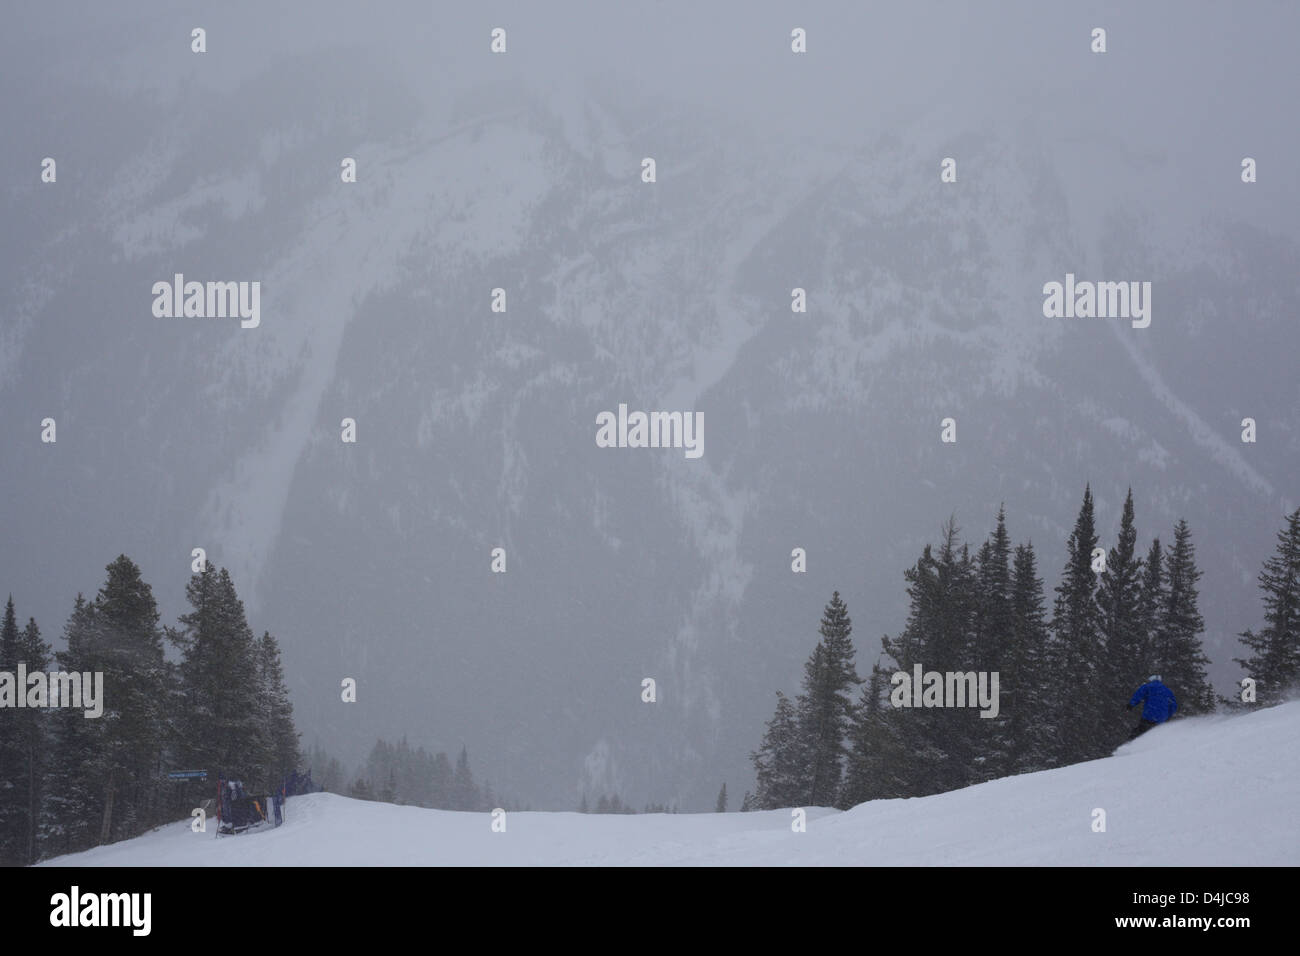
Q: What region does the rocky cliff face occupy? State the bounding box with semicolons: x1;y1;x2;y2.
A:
2;9;1295;808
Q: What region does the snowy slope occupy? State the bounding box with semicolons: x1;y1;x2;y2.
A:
41;702;1300;867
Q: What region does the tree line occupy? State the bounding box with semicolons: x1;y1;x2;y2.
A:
577;793;681;813
343;737;501;811
747;489;1300;810
0;556;299;865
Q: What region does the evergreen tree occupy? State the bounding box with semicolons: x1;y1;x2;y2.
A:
973;509;1013;664
1157;520;1214;714
394;737;420;806
714;782;727;813
14;618;51;865
739;790;756;812
365;740;394;800
37;595;101;858
1003;543;1055;774
1096;490;1147;746
929;524;978;674
842;655;910;805
880;545;944;797
430;751;454;808
1049;485;1105;763
256;632;300;790
302;742;345;794
171;567;265;789
380;770;397;804
452;745;479;811
0;597;25;864
89;556;170;845
881;519;977;795
1235;508;1300;705
794;591;861;806
155;654;188;825
938;527;980;788
971;508;1014;780
1139;538;1167;685
750;691;803;808
323;757;344;793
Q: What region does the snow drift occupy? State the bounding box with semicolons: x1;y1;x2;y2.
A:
41;702;1300;866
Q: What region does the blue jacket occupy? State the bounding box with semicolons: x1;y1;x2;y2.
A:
1129;681;1178;723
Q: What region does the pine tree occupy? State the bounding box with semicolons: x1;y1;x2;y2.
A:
322;756;345;794
1235;508;1300;705
751;691;803;808
714;783;727;813
452;745;479;811
842;654;909;805
1157;520;1214;714
430;752;453;808
256;632;300;790
973;509;1013;663
971;507;1014;780
1139;538;1167;683
1003;543;1055;774
1049;485;1105;763
739;790;756;811
880;545;945;797
930;523;978;675
14;618;51;865
1096;490;1147;746
89;556;170;844
939;527;981;789
794;591;861;806
301;742;344;795
394;737;419;806
881;519;978;795
171;566;266;790
365;740;393;801
37;595;101;858
155;654;188;825
0;597;26;865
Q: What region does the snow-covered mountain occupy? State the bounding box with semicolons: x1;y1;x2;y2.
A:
39;702;1300;865
3;2;1297;809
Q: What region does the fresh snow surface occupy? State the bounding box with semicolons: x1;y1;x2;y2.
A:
42;703;1300;866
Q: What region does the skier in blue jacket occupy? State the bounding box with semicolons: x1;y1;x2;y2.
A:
1128;675;1177;739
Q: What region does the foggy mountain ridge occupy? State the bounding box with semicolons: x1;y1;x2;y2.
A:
2;14;1297;811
